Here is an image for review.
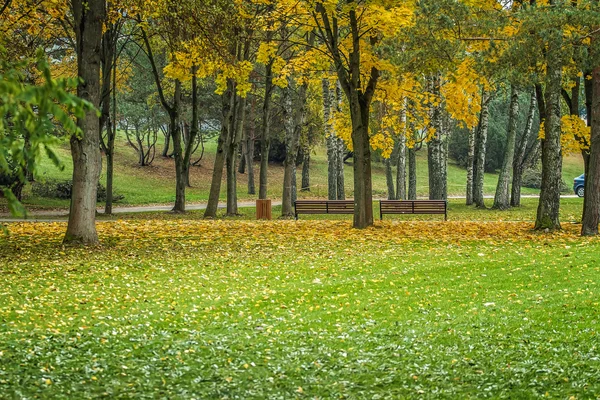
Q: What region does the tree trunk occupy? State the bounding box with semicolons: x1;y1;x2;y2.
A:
326;137;338;199
385;158;395;200
282;80;308;217
301;148;310;192
246;99;256;195
350;96;374;228
511;89;538;207
493;85;520;210
396;132;406;200
323;79;338;200
105;46;117;215
428;79;446;200
238;132;247;174
205;83;234;218
335;82;345;200
226;89;246;216
408;146;417;200
105;137;114;213
317;3;378;228
162;130;171;157
281;85;294;217
441;117;449;199
336;137;345;200
99;23;117;215
183;71;200;190
474;91;491;208
582;66;600;235
259;60;273;200
64;0;105;245
466;126;476;205
170;81;185;213
292;164;298;206
535;39;563;231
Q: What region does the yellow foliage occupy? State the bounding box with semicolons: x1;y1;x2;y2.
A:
332;109;353;151
441;59;483;130
538;116;590;155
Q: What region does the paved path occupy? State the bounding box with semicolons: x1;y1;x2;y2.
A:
0;195;580;222
0;201;282;222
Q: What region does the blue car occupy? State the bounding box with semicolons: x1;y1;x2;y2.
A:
574;174;585;197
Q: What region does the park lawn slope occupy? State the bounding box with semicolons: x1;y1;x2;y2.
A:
10;136;584;210
1;221;599;398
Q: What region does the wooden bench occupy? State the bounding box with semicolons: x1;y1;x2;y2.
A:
294;200;354;220
379;200;447;221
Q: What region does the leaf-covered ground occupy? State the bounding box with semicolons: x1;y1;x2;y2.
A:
1;221;599;399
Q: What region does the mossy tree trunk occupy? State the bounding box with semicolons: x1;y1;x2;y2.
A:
535;35;563;231
582;66;600;235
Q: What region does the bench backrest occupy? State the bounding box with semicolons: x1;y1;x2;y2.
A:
295;200;354;215
380;200;446;215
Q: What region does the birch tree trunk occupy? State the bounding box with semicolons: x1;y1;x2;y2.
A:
259;60;274;200
441;117;448;199
335;82;345;200
282;85;294;216
428;78;445;200
336;138;345;200
282;80;308;217
511;90;538;207
474;91;491;208
408;146;417;200
466;126;476;205
323;79;338;200
396;132;406;200
493;85;520;210
535;37;563;231
64;0;105;245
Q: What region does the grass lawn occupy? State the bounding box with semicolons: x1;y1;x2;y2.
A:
1;219;599;398
10;133;585;211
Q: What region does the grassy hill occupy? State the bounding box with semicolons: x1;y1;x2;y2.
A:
15;134;585;210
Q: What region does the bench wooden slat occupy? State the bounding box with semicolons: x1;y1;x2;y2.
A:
380;200;447;221
294;200;354;219
294;200;447;220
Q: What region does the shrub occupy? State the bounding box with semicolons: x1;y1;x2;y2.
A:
521;168;569;192
32;179;124;202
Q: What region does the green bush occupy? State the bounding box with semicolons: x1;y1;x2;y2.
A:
521;168;570;192
32;179;124;202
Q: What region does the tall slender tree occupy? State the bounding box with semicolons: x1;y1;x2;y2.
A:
493;85;520;210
